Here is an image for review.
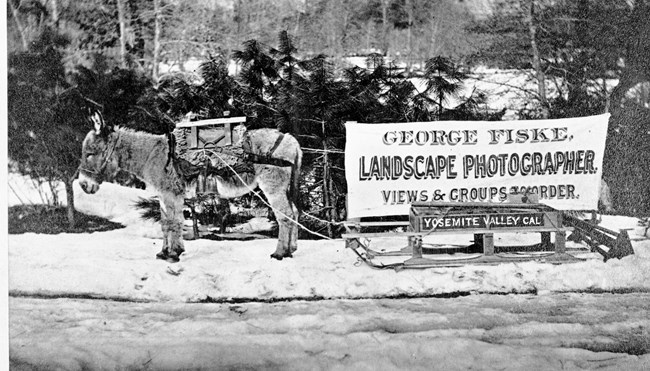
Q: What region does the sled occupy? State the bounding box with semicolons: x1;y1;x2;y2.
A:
563;213;634;262
343;202;586;270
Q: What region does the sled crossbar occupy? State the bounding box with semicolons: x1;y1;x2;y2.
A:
175;116;247;128
343;220;410;228
342;226;573;239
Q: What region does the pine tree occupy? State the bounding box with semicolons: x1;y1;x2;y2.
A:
8;28;91;228
232;39;279;129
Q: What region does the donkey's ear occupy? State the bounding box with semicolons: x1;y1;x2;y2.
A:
89;110;111;136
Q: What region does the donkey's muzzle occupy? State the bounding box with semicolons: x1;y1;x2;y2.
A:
78;173;100;194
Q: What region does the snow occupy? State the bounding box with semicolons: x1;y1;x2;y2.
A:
8;216;650;303
9;295;650;370
158;58;240;76
6;175;650;369
7;177;650;303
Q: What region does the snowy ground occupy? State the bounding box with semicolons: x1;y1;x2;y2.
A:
10;294;650;370
8;176;650;302
7;176;650;369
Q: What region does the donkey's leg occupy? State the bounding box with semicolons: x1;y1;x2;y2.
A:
260;180;295;260
289;200;299;253
156;194;186;262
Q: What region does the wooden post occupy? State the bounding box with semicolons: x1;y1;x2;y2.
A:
189;127;198;148
224;122;232;145
541;232;551;249
483;233;494;256
412;236;423;258
468;233;484;253
555;230;566;254
191;204;199;239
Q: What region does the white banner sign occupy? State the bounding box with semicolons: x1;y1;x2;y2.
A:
345;114;610;218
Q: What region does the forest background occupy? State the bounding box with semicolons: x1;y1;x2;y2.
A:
6;0;650;237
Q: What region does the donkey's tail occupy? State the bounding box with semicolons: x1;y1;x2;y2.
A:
290;146;303;214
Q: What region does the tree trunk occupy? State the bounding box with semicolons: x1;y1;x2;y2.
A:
64;178;75;230
293;11;301;49
603;79;611;113
322;122;333;238
428;17;440;59
406;0;413;74
116;0;128;68
609;68;641;113
609;1;650;113
365;20;372;51
526;0;549;118
188;203;199;239
9;0;29;51
381;0;390;56
152;0;162;85
51;0;59;28
48;179;59;206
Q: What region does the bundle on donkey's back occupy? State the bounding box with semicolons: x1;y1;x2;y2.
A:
78;112;302;262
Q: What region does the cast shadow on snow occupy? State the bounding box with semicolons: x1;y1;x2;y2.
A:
8;205;125;234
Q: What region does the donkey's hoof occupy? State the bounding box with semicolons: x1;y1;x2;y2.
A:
271;251;293;260
156;251;181;263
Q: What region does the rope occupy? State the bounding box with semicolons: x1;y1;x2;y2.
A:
301;147;345;154
202;148;335;241
302;212;346;226
421;207;456;238
190;147;465;270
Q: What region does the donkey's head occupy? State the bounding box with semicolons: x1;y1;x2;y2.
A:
78;110;120;194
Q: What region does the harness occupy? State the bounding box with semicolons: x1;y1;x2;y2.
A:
241;133;292;167
79;132;121;182
165;131;176;171
170;130;292;186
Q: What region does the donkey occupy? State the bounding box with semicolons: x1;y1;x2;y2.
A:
78;112;302;262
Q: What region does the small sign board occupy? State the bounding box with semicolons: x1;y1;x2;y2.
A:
418;212;545;231
408;202;562;234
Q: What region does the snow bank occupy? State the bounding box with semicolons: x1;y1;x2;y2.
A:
73;180;163;238
8;220;650;303
7;175;650;303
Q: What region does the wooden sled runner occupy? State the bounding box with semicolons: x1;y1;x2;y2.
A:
343;202;634;270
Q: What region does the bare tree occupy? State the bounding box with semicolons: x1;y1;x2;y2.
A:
525;0;549;118
406;0;414;72
152;0;162;84
9;1;31;51
116;0;128;67
381;0;390;55
51;0;59;28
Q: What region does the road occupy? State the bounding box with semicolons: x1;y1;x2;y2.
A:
8;293;650;370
